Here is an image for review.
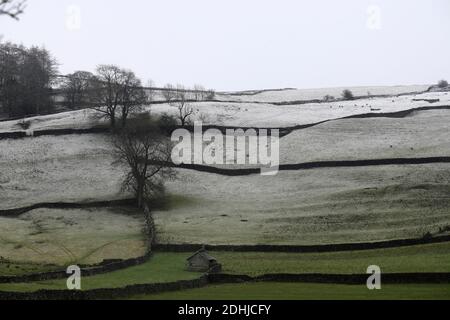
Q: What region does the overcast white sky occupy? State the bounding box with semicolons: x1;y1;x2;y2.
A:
1;0;449;90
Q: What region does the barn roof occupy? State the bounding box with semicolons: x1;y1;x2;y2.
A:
187;248;217;262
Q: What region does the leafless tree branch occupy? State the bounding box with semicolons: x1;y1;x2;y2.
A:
0;0;26;20
112;116;176;209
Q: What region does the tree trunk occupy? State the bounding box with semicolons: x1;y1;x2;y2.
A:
121;112;127;128
110;114;116;129
143;204;156;248
136;182;144;209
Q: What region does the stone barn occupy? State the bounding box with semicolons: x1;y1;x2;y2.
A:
186;248;222;273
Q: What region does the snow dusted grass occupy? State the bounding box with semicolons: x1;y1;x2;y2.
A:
280;109;450;164
0;133;146;266
0;134;147;266
0;207;146;266
0;88;449;255
0;91;449;131
152;91;450;128
1;107;450;247
3;130;449;246
217;85;431;103
0;108;103;133
0;134;125;210
215;109;450;168
154;164;450;245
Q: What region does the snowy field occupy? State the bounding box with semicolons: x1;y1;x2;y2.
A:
0;110;449;246
217;85;431;103
279;109;450;163
210;108;450;169
0;89;449;132
169;91;450;128
0;134;124;210
154;165;450;245
0;86;449;263
2;107;449;209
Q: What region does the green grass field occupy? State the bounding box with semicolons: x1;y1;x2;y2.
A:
131;282;450;300
1;242;449;295
0;253;199;292
211;242;450;275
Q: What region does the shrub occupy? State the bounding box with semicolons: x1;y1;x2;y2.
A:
438;79;448;88
198;113;211;124
18;120;31;130
206;89;216;100
323;95;335;102
158;113;178;135
123;112;159;133
438;225;450;234
342;89;354;100
422;231;433;240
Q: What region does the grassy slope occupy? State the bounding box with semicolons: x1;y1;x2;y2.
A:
213;242;450;276
151;110;450;245
0;134;123;210
0;88;443;132
0;262;60;277
132;282;450;300
1;242;449;293
2;111;450;246
211;109;450;168
219;85;431;103
0;253;199;292
155;165;450;245
279;109;450;164
0;207;147;266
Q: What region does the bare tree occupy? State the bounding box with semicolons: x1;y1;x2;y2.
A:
88;65;122;128
113;116;175;209
0;0;26;19
205;88;216;100
61;71;94;109
162;83;176;102
120;71;147;128
88;65;146;129
146;79;157;104
171;84;194;126
191;85;216;101
193;84;205;101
